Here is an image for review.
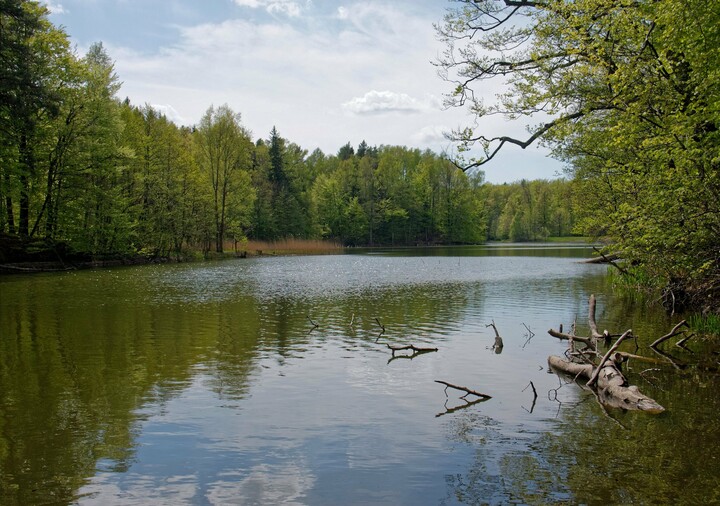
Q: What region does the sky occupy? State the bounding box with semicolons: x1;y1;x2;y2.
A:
43;0;565;184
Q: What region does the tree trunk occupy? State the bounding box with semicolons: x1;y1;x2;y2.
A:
548;355;664;413
4;171;15;234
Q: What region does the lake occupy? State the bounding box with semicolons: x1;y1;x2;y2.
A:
1;244;718;505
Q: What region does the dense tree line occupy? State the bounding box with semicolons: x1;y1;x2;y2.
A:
438;0;719;312
1;1;580;259
485;179;576;241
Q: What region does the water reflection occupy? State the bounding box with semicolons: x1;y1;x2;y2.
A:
1;244;717;505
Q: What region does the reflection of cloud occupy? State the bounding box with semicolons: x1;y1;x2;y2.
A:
343;90;437;115
80;463;316;505
206;464;315;505
78;473;198;506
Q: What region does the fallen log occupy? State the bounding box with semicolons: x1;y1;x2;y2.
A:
588;247;628;276
587;329;633;387
548;354;665;413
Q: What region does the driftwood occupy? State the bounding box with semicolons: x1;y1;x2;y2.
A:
374;318;386;342
587;247;628;276
616;351;666;365
549;354;664;413
435;380;492;399
548;294;624;349
587;329;633;387
548;328;665;413
485;320;504;352
434;381;492;417
547;328;596;347
588;294;610;340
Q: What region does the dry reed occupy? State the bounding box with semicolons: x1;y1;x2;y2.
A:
230;238;343;256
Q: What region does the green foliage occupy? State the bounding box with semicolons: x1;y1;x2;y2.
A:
485;179;577;241
310;146;487;246
438;0;720;312
687;314;720;338
195;104;255;252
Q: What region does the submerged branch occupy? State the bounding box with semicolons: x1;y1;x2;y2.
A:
386;343;438;362
650;320;689;349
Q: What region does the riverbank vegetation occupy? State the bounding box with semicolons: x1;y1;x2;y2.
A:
438;0;719;314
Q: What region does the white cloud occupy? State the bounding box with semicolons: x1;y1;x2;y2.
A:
233;0;305;17
97;0;562;181
342;90;434;115
413;125;451;144
151;104;186;125
336;6;348;20
41;1;65;14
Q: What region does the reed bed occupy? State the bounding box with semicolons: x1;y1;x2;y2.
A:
231;238;343;256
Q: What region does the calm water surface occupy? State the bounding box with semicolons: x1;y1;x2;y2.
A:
1;244;718;505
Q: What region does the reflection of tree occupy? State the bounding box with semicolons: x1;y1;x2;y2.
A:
444;360;719;502
440;284;720;504
0;274;262;505
0;264;485;504
538;370;720;504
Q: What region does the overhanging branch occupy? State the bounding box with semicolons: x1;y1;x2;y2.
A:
459;107;609;170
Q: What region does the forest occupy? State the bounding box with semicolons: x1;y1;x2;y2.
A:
0;1;578;260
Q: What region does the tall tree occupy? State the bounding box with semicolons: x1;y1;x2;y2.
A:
196;105;255;252
0;0;69;237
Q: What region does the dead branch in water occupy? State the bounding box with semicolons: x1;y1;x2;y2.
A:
522;381;538;413
307;316;319;331
386;343;438;360
547;299;665;413
374;318;386;342
486;320;504;351
587;329;633;387
486;320;500;338
588;294;609;340
548;353;664;413
650;320;689;349
589;246;628;275
435;380;492;400
547;328;595;347
676;332;695;349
